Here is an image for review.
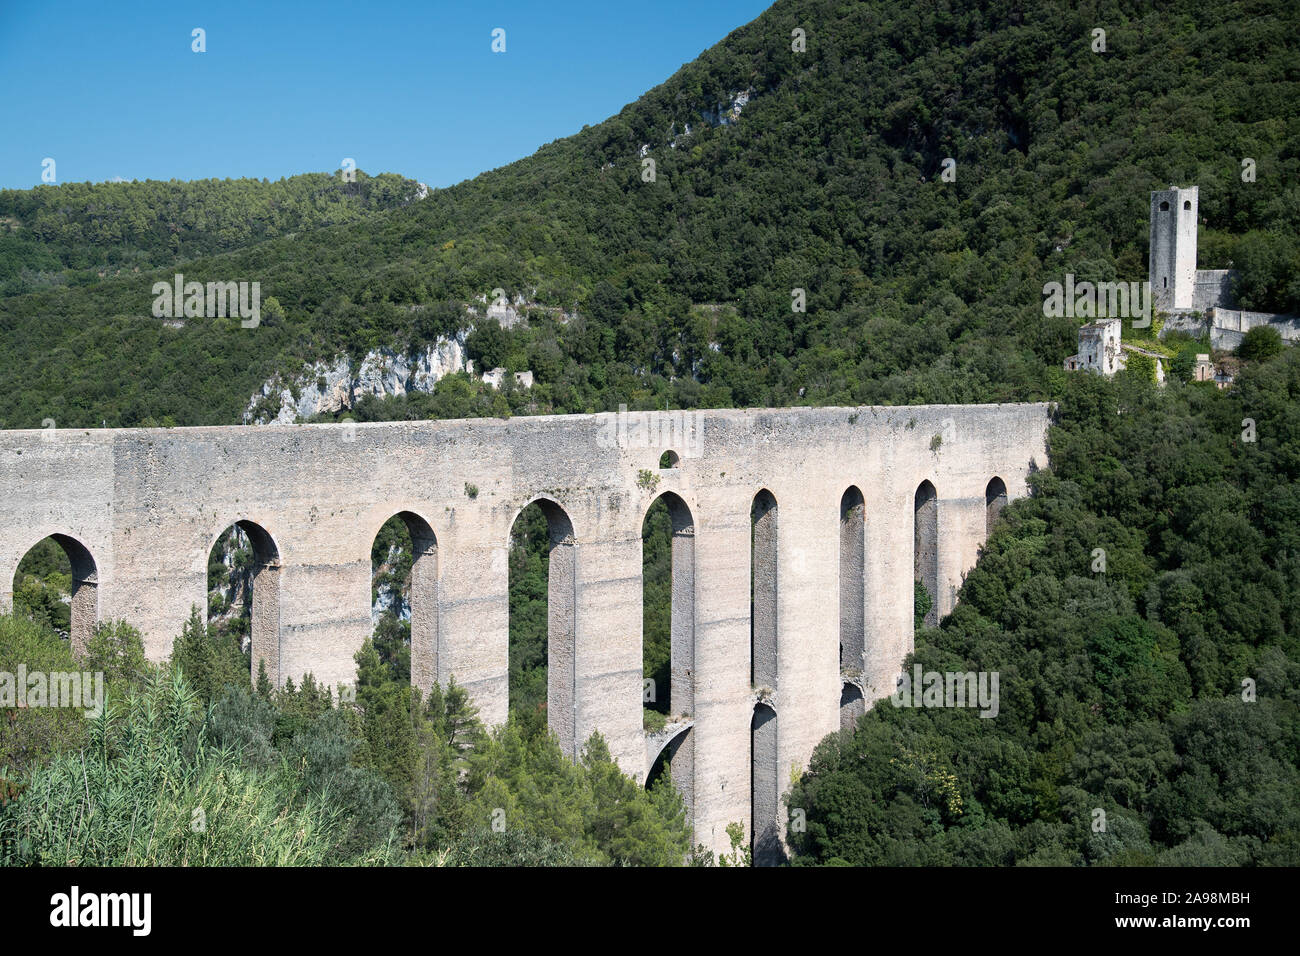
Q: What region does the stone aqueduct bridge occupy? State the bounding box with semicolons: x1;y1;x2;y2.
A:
0;403;1049;858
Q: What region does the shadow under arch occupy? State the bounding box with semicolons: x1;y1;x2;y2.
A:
914;480;938;628
751;489;778;690
985;476;1008;537
839;485;865;676
840;681;865;730
645;722;693;792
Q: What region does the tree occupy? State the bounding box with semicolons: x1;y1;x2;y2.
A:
1238;325;1284;361
170;605;250;705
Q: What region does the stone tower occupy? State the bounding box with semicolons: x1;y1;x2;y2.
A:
1149;185;1198;311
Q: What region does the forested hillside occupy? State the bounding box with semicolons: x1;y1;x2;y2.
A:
2;0;1297;429
0;172;423;296
3;0;1299;869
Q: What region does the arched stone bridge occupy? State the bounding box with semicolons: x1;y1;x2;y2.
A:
0;403;1049;858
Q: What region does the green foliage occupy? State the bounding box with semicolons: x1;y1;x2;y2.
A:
170;606;250;707
83;620;149;687
461;721;691;865
642;497;672;713
5;0;1298;429
0;669;391;865
1238;325;1284;361
788;353;1300;866
719;821;753;867
434;828;577;866
6;605;689;865
0;614;87;774
1122;352;1157;385
914;579;933;632
206;525;253;647
1169;344;1203;384
0;170;422;296
370;514;414;680
508;503;551;718
12;538;71;635
1232;231;1300;314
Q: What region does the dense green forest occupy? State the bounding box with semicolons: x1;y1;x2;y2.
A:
789;347;1300;865
3;0;1299;866
2;0;1297;430
0;171;423;297
0;609;696;866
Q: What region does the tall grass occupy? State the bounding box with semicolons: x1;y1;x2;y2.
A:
1;669;391;866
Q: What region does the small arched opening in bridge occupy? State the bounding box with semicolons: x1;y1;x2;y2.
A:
12;534;98;653
985;476;1008;538
751;702;781;866
839;486;865;677
646;723;692;794
750;489;778;690
914;480;939;628
659;450;680;470
509;498;578;757
369;512;438;692
840;682;865;731
642;492;695;816
207;521;280;684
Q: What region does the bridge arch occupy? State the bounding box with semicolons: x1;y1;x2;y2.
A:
206;519;281;685
839;486;865;677
646;722;693;793
914;480;938;628
641;491;696;818
509;496;578;757
367;510;439;693
840;681;865;730
750;489;778;690
11;533;98;653
985;476;1008;537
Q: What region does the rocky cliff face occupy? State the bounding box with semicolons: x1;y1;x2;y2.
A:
699;88;753;128
246;289;562;423
246;332;471;424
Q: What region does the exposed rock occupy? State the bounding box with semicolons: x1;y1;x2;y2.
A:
245;328;538;423
247;334;470;424
481;368;535;390
700;89;753;127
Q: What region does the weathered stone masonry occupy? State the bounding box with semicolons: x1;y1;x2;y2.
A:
0;403;1049;856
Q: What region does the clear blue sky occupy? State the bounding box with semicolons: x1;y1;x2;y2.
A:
0;0;771;190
